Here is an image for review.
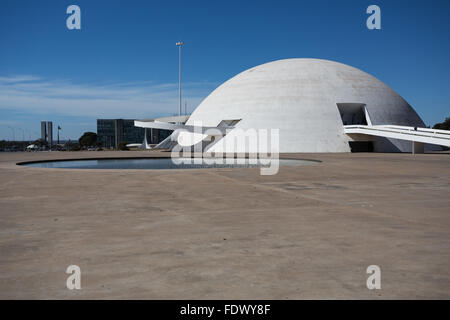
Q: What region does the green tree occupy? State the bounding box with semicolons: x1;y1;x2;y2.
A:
433;117;450;130
79;132;97;147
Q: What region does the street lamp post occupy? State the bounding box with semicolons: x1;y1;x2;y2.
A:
19;128;25;141
176;41;184;118
26;129;31;142
7;126;15;142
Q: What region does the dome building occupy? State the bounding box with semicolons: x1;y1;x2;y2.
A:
136;59;449;153
186;58;424;153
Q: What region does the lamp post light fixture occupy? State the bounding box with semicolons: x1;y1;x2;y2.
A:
176;41;184;118
19;128;25;141
25;128;32;142
7;126;15;142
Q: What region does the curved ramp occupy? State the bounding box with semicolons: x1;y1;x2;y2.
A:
344;125;450;148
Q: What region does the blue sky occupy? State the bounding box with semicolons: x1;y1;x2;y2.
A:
1;0;449;140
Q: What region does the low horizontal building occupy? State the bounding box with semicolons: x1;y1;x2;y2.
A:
97;119;171;148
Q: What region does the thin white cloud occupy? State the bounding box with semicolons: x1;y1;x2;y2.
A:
0;75;42;83
0;75;217;118
0;120;23;126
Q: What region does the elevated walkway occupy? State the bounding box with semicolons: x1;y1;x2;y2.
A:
344;125;450;151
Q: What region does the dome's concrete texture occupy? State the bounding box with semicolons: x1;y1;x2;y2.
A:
186;58;425;153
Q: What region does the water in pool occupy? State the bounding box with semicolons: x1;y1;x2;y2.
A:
21;157;318;170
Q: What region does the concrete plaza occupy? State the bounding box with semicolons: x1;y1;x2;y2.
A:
0;151;449;299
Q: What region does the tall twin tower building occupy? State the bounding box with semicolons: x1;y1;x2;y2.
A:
40;121;53;147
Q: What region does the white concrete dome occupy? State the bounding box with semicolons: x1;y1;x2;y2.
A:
185;58;425;153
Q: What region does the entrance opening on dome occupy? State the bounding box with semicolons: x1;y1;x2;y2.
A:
337;103;374;152
336;103;370;125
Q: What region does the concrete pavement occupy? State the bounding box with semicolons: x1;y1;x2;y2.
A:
0;151;449;299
